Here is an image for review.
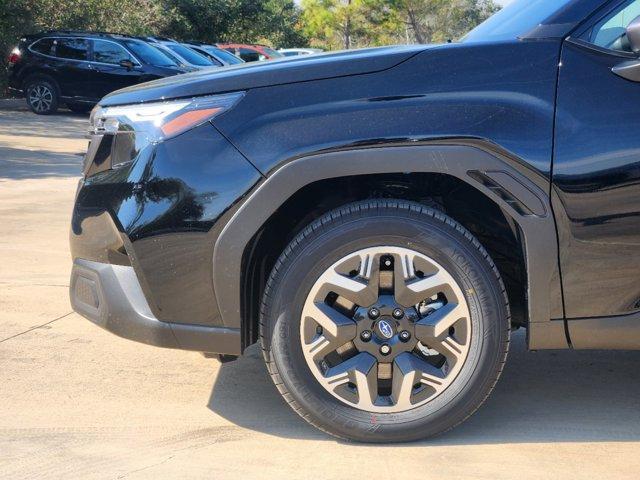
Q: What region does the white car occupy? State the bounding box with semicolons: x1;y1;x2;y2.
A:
278;48;323;57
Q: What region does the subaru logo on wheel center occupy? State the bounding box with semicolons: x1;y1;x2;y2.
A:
377;319;394;339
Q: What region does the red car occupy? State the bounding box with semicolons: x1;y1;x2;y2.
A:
216;43;283;62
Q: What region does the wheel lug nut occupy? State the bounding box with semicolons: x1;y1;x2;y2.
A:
361;330;372;342
392;308;404;319
380;344;391;355
399;330;411;342
368;308;380;319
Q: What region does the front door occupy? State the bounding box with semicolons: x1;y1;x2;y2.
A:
553;0;640;326
87;39;144;100
53;37;93;100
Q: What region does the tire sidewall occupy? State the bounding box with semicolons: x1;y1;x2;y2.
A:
264;204;508;442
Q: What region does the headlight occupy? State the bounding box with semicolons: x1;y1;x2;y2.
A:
90;91;244;144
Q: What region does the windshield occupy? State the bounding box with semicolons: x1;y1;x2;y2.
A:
122;40;177;67
151;45;184;65
261;46;284;58
166;43;214;66
204;46;244;64
463;0;574;42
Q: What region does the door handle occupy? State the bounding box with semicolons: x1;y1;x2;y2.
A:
612;58;640;82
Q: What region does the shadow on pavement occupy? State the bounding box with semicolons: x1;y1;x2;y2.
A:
208;345;326;440
0;146;83;179
0;104;87;179
208;330;640;444
0;109;88;139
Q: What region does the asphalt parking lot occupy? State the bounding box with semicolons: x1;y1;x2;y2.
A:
1;98;640;479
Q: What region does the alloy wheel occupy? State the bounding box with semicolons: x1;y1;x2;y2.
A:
28;85;53;113
300;246;471;413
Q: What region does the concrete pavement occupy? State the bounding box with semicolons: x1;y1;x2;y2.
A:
1;99;640;479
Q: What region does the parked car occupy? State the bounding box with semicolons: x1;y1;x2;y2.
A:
278;48;324;57
216;43;283;62
144;37;218;69
144;43;199;72
184;42;245;66
70;0;640;442
6;31;188;115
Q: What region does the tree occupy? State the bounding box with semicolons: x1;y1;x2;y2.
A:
160;0;306;46
301;0;497;49
398;0;498;44
259;0;308;47
301;0;399;50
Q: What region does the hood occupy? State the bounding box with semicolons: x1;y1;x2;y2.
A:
100;45;430;106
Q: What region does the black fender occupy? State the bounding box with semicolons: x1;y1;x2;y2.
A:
213;143;568;351
21;70;61;94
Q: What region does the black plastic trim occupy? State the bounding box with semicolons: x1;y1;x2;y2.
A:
70;259;241;354
212;144;564;350
568;312;640;349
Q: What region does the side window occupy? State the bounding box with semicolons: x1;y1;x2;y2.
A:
197;49;222;66
583;0;640;52
30;38;56;56
208;55;223;66
93;40;133;65
239;48;261;62
56;38;88;61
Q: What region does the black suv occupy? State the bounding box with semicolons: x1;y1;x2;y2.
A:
7;31;187;114
69;0;640;442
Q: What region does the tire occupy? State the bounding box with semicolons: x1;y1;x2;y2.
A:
260;199;510;442
25;78;59;115
67;103;92;114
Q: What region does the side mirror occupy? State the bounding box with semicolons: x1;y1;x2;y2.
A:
626;15;640;54
119;59;134;70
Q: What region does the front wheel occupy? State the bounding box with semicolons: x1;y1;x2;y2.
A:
260;200;510;442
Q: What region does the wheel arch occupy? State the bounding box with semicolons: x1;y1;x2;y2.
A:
213;142;567;352
22;70;61;94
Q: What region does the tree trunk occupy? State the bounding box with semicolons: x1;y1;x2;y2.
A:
344;0;352;49
407;7;425;44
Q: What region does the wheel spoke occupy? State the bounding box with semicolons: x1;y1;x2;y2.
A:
324;352;378;408
415;303;468;364
320;254;379;307
391;352;446;407
302;302;357;359
394;269;450;307
416;302;466;338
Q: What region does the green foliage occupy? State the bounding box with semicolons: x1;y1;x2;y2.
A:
301;0;399;50
162;0;307;46
301;0;498;49
398;0;499;44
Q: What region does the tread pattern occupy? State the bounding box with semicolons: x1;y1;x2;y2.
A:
259;199;510;441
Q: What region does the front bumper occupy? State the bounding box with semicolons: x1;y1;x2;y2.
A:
69;121;262;354
70;258;241;354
